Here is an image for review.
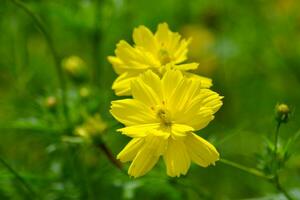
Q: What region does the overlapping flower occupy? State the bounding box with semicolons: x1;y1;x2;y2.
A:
108;23;223;177
108;23;212;96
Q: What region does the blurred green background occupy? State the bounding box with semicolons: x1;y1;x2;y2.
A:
0;0;300;199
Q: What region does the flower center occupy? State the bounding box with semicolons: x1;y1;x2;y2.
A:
156;108;172;127
158;49;171;65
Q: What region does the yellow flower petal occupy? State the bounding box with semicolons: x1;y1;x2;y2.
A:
184;72;213;88
128;135;167;177
155;23;189;64
131;70;162;106
155;23;170;45
117;138;144;162
107;56;124;74
173;63;199;71
151;128;171;139
164;139;191;177
133;26;158;54
181;109;214;131
168;77;202;112
186;89;223;114
185;133;219;167
171;124;194;139
139;70;163;97
167;33;182;54
110;99;156;126
174;89;222;130
112;72;139;96
173;38;191;63
161;69;184;102
118;123;160;137
115;40;159;69
201;90;224;113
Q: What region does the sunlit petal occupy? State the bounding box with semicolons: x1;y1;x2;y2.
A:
128;135;167;177
117;138;145;162
164;139;191;177
185;133;219;167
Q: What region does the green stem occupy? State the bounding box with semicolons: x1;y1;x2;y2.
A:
0;157;36;198
273;175;293;200
219;158;273;180
272;121;294;200
274;121;281;161
96;142;123;170
11;0;70;125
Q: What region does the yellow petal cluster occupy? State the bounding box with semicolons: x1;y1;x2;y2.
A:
108;23;212;96
108;23;223;178
110;70;223;177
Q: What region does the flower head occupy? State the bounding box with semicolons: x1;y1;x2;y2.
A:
45;96;57;110
110;70;223;177
275;103;290;123
75;114;107;142
62;56;88;83
108;23;212;96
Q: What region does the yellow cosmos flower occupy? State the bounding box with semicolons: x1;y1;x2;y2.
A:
110;70;223;177
108;23;212;96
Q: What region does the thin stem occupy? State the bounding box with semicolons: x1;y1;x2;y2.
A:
273;121;281;161
91;127;126;173
273;175;293;200
11;0;70;125
96;142;123;170
219;158;273;180
271;121;294;200
0;157;36;198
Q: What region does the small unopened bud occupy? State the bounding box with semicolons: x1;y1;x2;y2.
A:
45;96;57;110
62;56;88;83
74;127;89;139
79;87;90;99
275;103;290;123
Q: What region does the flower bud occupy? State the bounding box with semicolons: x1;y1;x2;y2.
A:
62;56;88;83
79;87;91;99
45;96;57;111
275;103;290;123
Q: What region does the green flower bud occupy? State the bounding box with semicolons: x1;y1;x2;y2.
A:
79;87;91;99
62;56;88;83
275;103;290;123
45;96;57;110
